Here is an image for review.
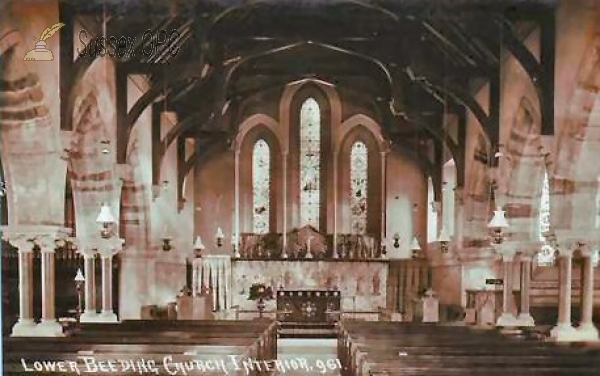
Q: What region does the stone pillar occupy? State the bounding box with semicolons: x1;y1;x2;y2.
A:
550;248;578;341
577;248;599;341
516;255;535;327
79;251;98;322
99;254;117;321
9;237;37;336
35;235;63;336
96;237;123;322
496;251;517;327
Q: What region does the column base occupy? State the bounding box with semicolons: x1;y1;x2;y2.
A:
79;311;100;323
495;313;518;327
550;322;580;342
516;313;535;327
11;319;38;337
96;310;119;323
36;319;64;337
576;322;599;342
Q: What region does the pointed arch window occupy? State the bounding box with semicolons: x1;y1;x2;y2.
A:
299;98;321;228
537;171;555;266
252;139;270;234
350;141;368;234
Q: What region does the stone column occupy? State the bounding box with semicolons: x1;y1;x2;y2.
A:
99;254;118;321
496;251;517;327
577;247;599;341
550;247;578;341
516;255;535;327
8;236;37;336
35;235;63;336
79;250;98;322
96;237;123;322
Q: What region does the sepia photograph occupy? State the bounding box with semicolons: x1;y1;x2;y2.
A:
0;0;599;374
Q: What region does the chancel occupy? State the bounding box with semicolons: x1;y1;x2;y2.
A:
2;0;600;375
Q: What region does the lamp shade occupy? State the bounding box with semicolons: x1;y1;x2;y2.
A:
96;203;115;224
74;268;85;282
410;236;421;251
216;227;224;239
193;236;205;250
437;226;451;243
487;206;509;229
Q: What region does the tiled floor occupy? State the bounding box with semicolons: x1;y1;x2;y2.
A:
277;338;341;376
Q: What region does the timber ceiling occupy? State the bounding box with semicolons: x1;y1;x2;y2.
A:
60;0;557;195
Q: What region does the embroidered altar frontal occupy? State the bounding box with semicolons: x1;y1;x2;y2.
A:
231;260;388;312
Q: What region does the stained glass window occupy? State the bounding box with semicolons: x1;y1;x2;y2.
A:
253;139;270;234
537;171;555;266
350;141;368;234
299;98;321;228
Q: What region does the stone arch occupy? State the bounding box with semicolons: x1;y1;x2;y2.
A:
281;79;341;233
501;95;546;241
337;114;388;155
238;124;283;233
337;125;383;236
0;16;67;227
234;114;280;153
553;34;600;232
69;86;122;241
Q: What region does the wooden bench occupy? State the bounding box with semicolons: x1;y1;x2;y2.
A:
338;321;600;376
4;320;277;376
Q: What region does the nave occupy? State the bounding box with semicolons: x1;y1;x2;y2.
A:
4;320;600;376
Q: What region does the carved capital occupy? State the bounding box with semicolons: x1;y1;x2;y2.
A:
6;235;35;253
97;237;124;258
577;242;596;258
33;234;57;253
555;241;576;257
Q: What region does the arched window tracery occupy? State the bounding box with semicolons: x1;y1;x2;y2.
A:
299;98;321;228
350;141;368;234
252;139;270;234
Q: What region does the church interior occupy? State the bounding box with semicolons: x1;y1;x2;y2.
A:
2;0;600;374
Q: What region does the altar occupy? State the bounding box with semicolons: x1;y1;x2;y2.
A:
277;289;341;323
191;226;390;317
230;259;388;313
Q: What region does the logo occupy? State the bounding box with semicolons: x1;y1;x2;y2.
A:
77;29;181;62
23;22;65;61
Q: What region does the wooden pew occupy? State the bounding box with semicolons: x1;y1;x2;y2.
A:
338;321;600;376
4;320;278;376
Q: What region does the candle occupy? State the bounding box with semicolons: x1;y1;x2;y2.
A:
231;235;237;246
216;227;224;239
307;235;313;252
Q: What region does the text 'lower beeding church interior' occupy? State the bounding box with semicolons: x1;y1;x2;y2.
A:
1;0;600;375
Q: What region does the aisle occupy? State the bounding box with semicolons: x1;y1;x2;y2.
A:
277;338;341;376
